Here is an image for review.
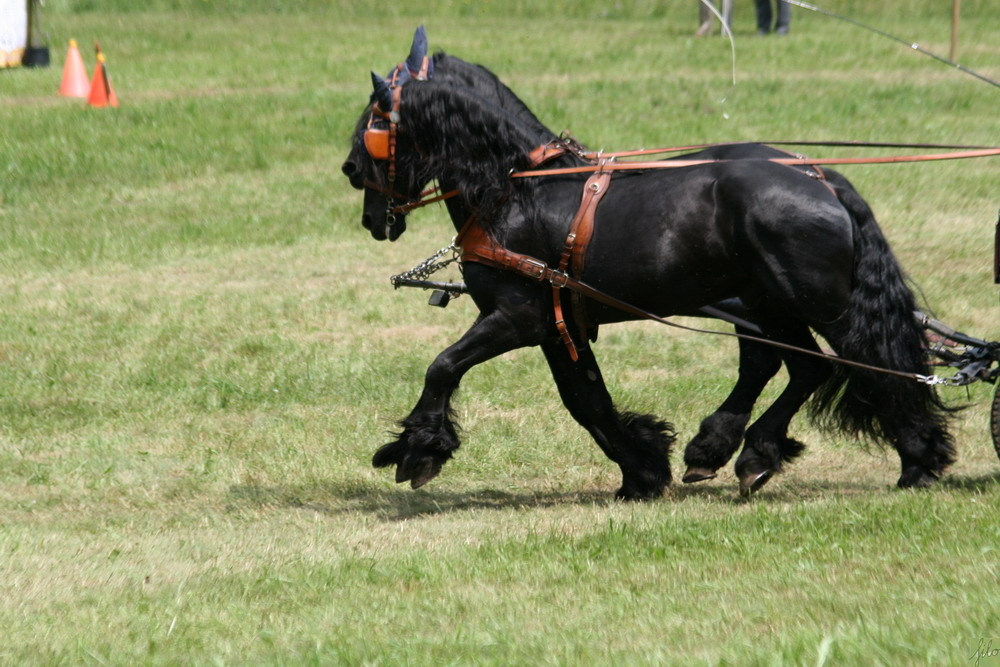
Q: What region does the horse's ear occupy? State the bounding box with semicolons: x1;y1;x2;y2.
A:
406;25;428;72
370;71;393;112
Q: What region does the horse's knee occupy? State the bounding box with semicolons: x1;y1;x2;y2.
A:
424;356;460;389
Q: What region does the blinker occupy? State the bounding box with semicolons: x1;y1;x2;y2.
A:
364;127;390;161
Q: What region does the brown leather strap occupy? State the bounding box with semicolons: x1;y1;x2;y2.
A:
459;220;553;279
527;143;568;167
511;147;1000;178
568;167;606;347
552;159;613;360
459;161;614;361
459;215;581;360
566;160;613;276
580;140;1000;161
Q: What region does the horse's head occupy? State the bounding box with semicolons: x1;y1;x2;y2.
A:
344;27;554;243
341;27;435;242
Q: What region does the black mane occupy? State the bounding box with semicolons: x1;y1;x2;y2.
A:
398;77;551;232
431;52;555;140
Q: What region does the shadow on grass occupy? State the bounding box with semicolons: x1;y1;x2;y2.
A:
227;480;620;521
940;471;1000;491
224;468;977;520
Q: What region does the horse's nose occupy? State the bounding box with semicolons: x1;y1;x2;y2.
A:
342;160;364;189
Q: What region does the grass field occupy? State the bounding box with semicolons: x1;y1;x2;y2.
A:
2;1;999;663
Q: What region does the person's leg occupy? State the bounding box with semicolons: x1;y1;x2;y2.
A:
754;0;772;33
696;1;714;36
775;0;791;33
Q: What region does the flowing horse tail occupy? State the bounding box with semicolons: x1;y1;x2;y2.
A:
812;180;957;486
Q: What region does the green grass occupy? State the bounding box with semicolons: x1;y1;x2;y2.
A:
2;1;999;664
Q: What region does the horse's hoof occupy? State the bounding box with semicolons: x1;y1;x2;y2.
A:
897;467;938;489
615;479;667;502
738;469;774;497
682;467;717;484
398;455;445;489
615;487;657;502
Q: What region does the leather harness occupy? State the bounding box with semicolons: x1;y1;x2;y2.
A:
455;140;838;362
456;151;614;361
455;140;845;361
362;82;1000;362
552;159;612;360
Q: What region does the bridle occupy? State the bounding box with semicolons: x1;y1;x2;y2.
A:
362;59;459;230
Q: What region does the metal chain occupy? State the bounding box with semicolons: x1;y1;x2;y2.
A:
390;239;460;288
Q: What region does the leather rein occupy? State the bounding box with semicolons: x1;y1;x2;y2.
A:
512;145;1000;178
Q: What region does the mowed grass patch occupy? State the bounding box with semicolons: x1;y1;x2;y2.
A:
3;487;998;664
2;2;999;663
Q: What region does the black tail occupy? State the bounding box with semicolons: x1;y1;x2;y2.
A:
812;179;956;475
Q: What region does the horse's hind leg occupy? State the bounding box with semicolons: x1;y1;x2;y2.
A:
682;331;781;483
374;308;541;489
541;340;675;500
734;322;831;496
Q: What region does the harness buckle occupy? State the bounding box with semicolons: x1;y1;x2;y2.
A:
515;257;548;281
549;270;571;288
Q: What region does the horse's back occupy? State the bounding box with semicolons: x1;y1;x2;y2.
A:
583;160;854;321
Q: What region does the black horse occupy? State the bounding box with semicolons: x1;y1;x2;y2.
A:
342;30;955;499
405;39;920;493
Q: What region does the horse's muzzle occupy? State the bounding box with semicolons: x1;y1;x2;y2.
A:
363;212;406;241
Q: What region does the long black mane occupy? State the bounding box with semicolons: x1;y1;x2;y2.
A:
431;52;555;139
398;77;556;234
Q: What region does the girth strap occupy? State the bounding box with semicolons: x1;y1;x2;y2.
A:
457;220;553;280
553;158;613;360
457;159;614;361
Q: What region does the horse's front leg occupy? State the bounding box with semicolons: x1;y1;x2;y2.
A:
541;340;675;500
373;308;539;489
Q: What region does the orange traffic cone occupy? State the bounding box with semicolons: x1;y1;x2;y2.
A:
59;39;90;98
87;51;119;108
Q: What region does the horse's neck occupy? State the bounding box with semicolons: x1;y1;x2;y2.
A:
442;185;475;233
436;55;554;139
404;80;591;239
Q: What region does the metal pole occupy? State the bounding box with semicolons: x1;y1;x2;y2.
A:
23;0;50;67
950;0;961;62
